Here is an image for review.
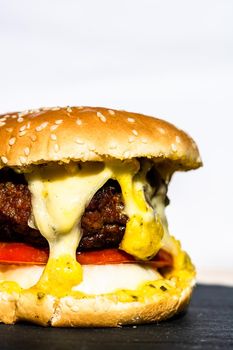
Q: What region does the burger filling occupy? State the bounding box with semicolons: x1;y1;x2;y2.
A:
0;159;178;297
0;161;169;253
0;170;128;250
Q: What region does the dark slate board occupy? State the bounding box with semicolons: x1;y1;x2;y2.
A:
0;284;232;350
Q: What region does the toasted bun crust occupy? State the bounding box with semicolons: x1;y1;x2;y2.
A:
0;106;201;170
0;278;194;327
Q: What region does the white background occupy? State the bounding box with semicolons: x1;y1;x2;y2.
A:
0;1;232;278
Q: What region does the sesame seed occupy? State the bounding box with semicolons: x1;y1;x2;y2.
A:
100;115;106;122
67;107;72;113
158;127;165;134
17;117;24;123
1;156;8;164
108;109;115;115
4;115;10;118
35;122;48;131
76;119;82;126
24;147;30;156
171;143;177;152
175;136;181;144
128;136;135;143
77;106;83;109
197;156;202;163
0;117;6;122
76;138;84;145
54;144;59;153
0;122;6;127
9;137;16;146
30;135;37;142
50;125;59;131
132;129;138;136
97;112;107;122
6;128;13;133
141;137;148;144
11;115;17;119
50;134;57;141
51;107;60;111
19;125;26;132
41;122;48;129
26;122;31;129
127;117;135;123
55;119;63;125
19;130;26;137
19;156;26;164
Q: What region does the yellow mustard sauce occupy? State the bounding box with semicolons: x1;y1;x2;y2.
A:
111;160;165;260
0;281;22;294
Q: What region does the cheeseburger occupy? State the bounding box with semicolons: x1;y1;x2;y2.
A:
0;107;201;327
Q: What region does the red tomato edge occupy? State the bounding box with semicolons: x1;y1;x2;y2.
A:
0;243;172;267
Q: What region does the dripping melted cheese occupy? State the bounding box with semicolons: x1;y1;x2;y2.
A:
24;160;168;297
26;162;112;295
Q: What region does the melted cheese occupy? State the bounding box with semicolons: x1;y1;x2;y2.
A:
23;160;167;297
26;162;112;295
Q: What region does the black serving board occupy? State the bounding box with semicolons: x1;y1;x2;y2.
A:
0;284;232;350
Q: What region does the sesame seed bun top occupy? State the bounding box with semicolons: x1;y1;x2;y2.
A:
0;106;202;170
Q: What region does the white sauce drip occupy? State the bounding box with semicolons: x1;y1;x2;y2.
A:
26;163;112;260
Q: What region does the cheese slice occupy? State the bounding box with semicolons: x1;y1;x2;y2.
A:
0;263;162;294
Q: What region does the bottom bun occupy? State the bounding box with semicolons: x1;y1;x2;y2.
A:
0;263;195;327
54;284;193;327
0;282;193;327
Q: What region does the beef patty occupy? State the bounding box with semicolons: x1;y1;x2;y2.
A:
0;169;128;251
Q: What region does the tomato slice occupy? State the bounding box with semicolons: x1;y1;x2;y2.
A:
77;248;173;267
77;249;135;265
0;242;172;267
0;243;49;264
